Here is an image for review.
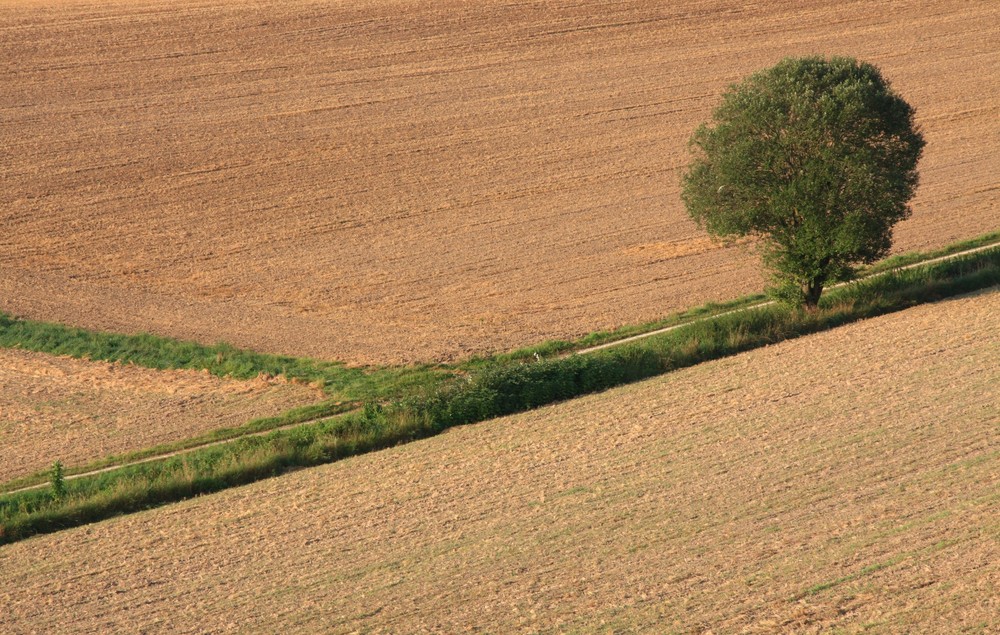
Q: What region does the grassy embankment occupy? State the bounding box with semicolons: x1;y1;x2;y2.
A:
2;235;999;544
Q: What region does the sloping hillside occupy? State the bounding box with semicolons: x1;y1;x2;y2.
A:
2;0;998;363
3;288;997;633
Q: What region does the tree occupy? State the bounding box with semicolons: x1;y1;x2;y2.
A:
681;56;925;308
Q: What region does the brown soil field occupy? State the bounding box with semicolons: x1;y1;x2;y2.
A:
1;1;998;365
0;348;322;482
3;288;997;633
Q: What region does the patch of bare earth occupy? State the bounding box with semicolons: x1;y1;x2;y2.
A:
2;0;998;364
3;289;997;633
0;348;322;482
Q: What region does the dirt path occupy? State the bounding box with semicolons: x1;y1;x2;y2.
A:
2;0;998;364
2;287;997;633
0;348;324;484
6;241;995;494
577;240;1000;355
1;405;346;495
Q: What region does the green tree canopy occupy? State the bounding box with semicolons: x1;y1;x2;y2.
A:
682;56;925;307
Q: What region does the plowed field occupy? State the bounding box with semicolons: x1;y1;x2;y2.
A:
0;348;322;482
2;0;998;364
3;288;997;633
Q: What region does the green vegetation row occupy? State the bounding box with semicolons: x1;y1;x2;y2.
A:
3;244;999;545
3;231;998;385
1;400;358;493
0;314;450;403
8;235;989;492
857;229;1000;276
496;230;1000;361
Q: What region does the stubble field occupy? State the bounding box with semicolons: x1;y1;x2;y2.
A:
3;288;997;633
0;348;322;482
2;0;998;364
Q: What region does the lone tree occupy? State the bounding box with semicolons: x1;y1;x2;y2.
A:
681;56;925;308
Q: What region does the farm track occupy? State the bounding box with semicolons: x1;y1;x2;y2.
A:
2;287;997;633
2;403;347;495
6;238;996;496
0;348;323;484
2;0;998;365
576;239;1000;354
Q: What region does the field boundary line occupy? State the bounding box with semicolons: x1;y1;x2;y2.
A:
575;240;1000;355
7;240;999;497
4;409;357;496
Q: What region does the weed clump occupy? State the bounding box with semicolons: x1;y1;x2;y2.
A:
49;461;66;501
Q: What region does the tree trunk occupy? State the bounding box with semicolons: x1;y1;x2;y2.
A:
802;278;824;311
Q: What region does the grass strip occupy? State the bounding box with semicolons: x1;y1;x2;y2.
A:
0;400;358;493
488;291;771;362
0;315;451;402
5;231;997;378
492;232;1000;361
3;246;999;545
858;229;1000;276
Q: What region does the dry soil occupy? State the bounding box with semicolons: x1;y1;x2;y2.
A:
2;287;997;633
2;0;998;364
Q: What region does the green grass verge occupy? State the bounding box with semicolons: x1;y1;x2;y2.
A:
487;291;770;362
0;315;452;402
3;230;997;379
3;244;999;545
858;230;1000;276
0;400;358;493
494;232;1000;361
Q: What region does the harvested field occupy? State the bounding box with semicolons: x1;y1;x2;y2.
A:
3;288;997;633
2;0;998;364
0;348;322;482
